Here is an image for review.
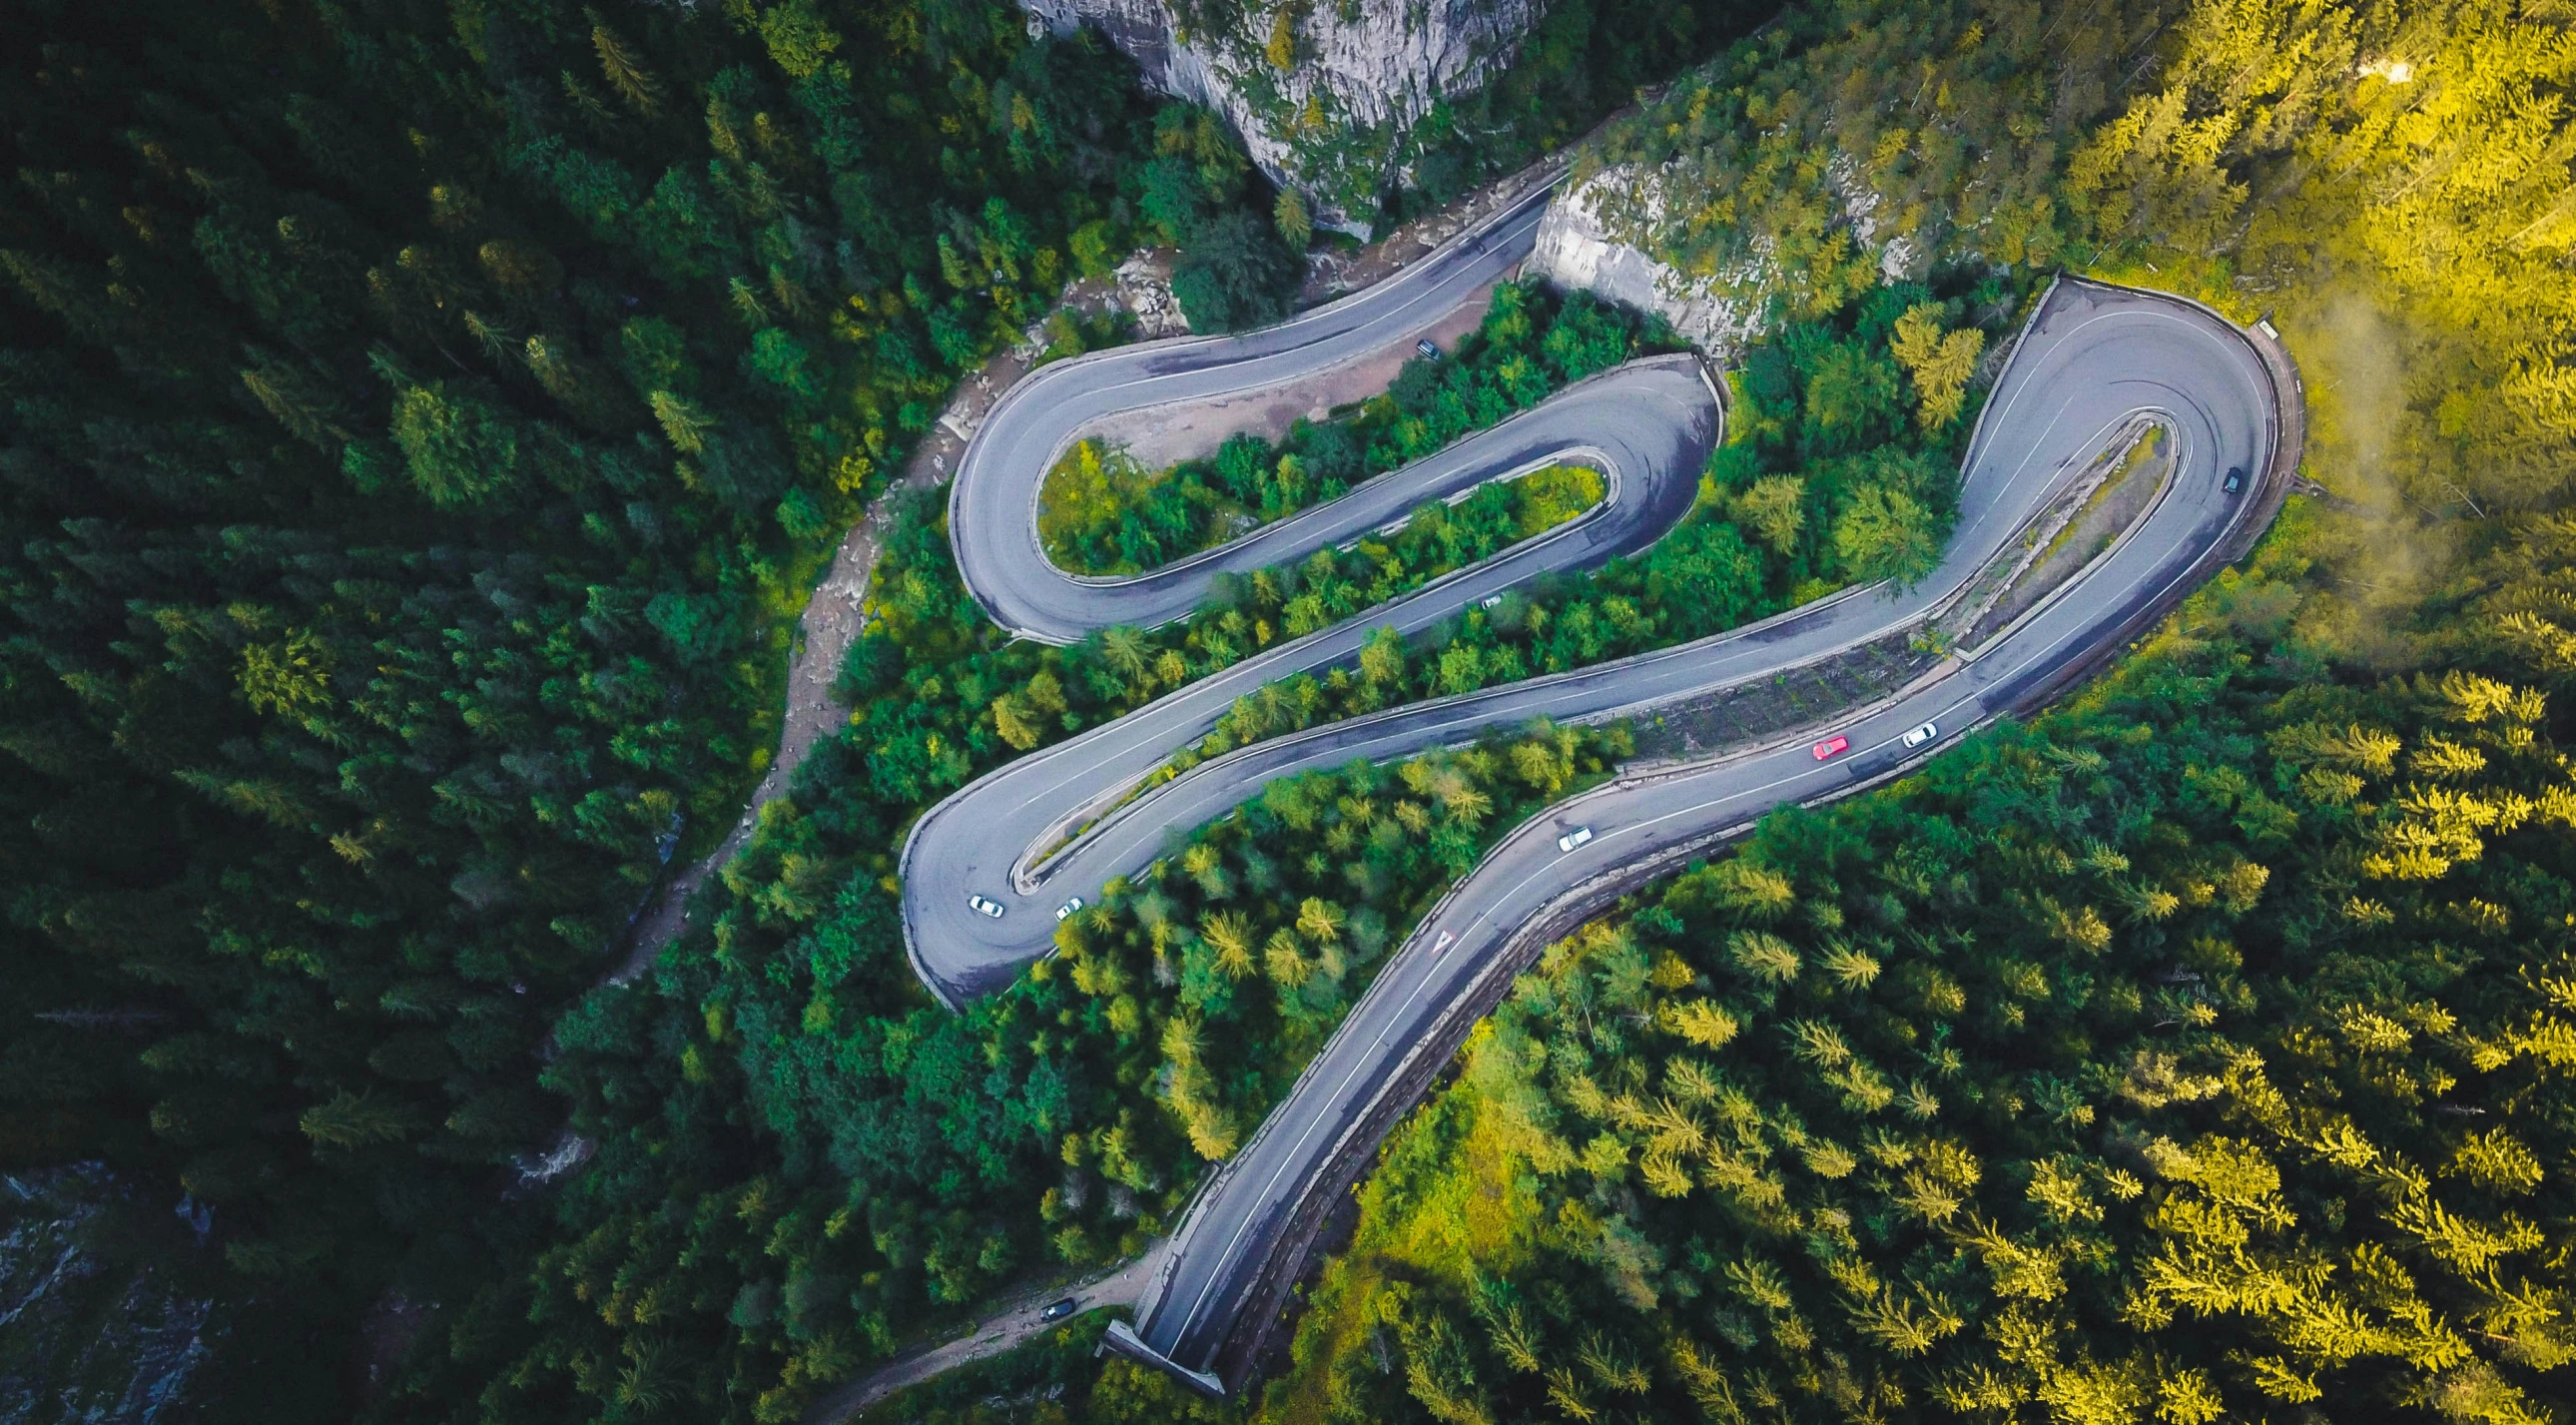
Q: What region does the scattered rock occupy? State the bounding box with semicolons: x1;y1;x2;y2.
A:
1112;249;1190;338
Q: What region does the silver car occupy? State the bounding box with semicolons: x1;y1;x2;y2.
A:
967;894;1005;919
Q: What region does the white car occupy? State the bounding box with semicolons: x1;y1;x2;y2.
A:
1055;896;1085;922
1902;721;1940;749
1557;826;1594;853
967;894;1005;919
1480;594;1504;609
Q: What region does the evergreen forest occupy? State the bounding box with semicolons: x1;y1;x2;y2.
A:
6;0;2576;1423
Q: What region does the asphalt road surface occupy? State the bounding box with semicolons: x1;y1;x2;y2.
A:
903;351;1717;1005
905;222;2281;1380
804;1244;1165;1424
950;181;1560;644
1122;283;2280;1379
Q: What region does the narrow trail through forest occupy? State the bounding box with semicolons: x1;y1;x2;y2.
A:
805;1243;1167;1425
553;190;1532;1418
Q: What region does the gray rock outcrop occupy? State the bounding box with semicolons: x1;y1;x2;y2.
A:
1530;168;1757;354
1022;0;1539;235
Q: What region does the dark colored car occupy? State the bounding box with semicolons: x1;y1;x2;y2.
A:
2223;465;2246;495
1039;1297;1079;1322
1416;339;1440;360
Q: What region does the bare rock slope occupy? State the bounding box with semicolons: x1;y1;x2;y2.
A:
1023;0;1538;233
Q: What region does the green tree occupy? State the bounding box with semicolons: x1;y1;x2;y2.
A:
1171;209;1300;332
1274;186;1313;249
1888;303;1985;431
1732;473;1806;553
387;382;521;508
1831;483;1940;586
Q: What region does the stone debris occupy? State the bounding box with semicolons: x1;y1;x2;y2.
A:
1113;250;1190;338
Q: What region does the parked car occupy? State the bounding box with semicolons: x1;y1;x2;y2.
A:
1055;896;1085;922
1813;735;1850;760
2223;465;2246;495
1416;339;1441;360
1039;1297;1079;1322
966;894;1005;919
1902;721;1940;749
1557;826;1594;853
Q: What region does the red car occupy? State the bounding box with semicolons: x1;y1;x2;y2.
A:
1813;735;1849;761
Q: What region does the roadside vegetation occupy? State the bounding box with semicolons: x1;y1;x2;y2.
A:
1271;512;2576;1422
1038;282;1656;574
15;0;2576;1421
499;715;1624;1419
377;238;2001;1420
1155;283;2006;777
0;0;1227;1414
1135;106;1305;333
1251;0;2576;1420
393;258;2004;1422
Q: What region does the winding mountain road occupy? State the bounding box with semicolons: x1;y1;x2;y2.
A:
901;199;2291;1388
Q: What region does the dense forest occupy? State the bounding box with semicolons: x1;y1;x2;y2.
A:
0;0;1242;1413
848;0;2576;1421
1250;0;2576;1421
398;693;1626;1421
10;0;2576;1421
1272;514;2576;1421
0;0;1766;1419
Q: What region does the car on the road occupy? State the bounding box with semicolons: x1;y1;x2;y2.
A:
2223;464;2246;494
1416;339;1441;360
1902;721;1940;749
1055;896;1085;922
1813;735;1850;760
1556;826;1594;853
1479;593;1504;609
967;894;1006;919
1039;1297;1079;1322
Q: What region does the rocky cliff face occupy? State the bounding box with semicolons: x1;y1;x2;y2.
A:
1530;168;1758;353
1023;0;1540;235
1530;148;1926;355
0;1165;213;1423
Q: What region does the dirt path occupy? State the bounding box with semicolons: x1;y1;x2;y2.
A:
804;1244;1167;1425
604;355;1022;984
553;155;1573;1409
